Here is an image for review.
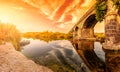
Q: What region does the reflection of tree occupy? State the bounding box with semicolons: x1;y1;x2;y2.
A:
0;22;21;51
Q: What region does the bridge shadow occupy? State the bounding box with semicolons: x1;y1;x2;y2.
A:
71;40;106;72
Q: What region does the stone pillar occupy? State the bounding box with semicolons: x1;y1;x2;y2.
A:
104;0;120;44
73;26;79;40
104;50;120;72
103;0;120;72
81;28;94;39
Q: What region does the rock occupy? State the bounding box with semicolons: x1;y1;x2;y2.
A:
0;43;53;72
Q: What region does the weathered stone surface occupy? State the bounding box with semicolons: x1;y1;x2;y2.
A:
104;0;120;44
104;50;120;72
0;43;53;72
81;28;94;38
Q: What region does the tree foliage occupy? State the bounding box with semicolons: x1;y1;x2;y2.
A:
95;0;107;22
95;0;120;22
112;0;120;15
23;31;72;42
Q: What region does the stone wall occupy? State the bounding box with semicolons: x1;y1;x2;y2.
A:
104;0;120;44
105;14;120;43
104;50;120;72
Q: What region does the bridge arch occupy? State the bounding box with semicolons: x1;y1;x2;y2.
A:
69;5;99;39
83;14;97;29
81;14;98;39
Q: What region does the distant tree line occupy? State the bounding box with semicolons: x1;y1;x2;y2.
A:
22;31;72;42
95;33;105;42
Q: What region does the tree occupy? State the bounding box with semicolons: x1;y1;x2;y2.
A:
95;0;120;22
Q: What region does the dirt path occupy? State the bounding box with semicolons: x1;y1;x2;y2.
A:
0;43;53;72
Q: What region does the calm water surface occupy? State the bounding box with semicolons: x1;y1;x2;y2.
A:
21;39;105;72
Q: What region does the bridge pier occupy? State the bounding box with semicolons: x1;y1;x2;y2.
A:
104;49;120;72
103;0;120;72
72;28;95;40
81;28;94;39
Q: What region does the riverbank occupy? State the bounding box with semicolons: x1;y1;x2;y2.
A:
0;43;53;72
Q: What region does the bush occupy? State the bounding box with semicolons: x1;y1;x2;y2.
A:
0;22;21;51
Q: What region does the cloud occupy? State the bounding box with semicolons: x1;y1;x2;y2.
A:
53;0;74;20
81;0;92;7
0;0;96;33
22;0;87;20
11;6;24;10
58;23;65;29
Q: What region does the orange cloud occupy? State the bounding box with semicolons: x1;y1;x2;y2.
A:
22;0;96;32
0;0;96;33
53;0;74;20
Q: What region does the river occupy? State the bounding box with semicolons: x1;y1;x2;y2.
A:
21;39;105;72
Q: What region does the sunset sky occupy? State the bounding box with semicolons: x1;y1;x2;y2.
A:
0;0;104;33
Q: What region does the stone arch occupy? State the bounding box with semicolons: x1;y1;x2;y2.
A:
81;14;98;38
83;14;98;29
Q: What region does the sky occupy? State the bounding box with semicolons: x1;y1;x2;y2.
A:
0;0;104;33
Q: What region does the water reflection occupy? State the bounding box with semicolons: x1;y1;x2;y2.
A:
21;39;106;72
22;39;90;72
72;40;105;72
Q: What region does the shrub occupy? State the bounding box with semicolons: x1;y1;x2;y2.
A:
0;22;21;51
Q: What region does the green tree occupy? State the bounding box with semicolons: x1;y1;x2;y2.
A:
95;0;120;22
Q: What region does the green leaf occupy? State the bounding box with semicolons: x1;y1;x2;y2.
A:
112;0;120;8
99;4;107;10
95;1;107;22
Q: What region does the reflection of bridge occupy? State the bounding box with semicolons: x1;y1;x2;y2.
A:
72;40;105;72
69;5;97;39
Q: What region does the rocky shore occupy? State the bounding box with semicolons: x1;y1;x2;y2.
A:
0;43;53;72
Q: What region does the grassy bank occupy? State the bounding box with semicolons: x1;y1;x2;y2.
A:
0;22;21;51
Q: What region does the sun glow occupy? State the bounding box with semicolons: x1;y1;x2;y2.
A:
0;6;11;23
0;17;10;23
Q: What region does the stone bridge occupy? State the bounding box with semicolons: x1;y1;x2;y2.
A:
70;1;120;71
69;5;97;39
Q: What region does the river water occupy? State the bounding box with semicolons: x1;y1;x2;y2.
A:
21;39;105;72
